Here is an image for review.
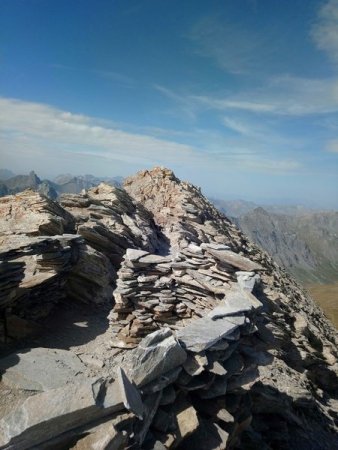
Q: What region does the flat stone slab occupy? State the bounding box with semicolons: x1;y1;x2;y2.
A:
207;289;254;319
176;316;241;352
0;348;87;391
200;243;230;251
137;254;172;265
116;367;144;420
198;375;228;399
125;249;149;262
204;248;264;271
0;378;124;449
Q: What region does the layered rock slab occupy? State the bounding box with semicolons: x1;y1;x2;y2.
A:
0;347;86;391
0;378;125;449
60;183;167;267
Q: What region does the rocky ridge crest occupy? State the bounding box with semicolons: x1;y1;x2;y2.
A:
0;167;337;449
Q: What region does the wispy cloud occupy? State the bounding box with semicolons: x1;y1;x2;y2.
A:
312;0;338;65
223;117;254;135
188;13;272;74
222;116;281;144
0;97;301;176
192;76;338;116
155;75;338;118
0;97;197;169
51;64;136;88
154;85;198;120
198;97;275;114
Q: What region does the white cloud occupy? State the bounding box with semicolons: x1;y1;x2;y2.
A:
206;99;274;114
192;76;338;116
312;0;338;65
0;97;198;167
0;97;302;177
154;85;198;120
223;117;253;135
188;14;271;74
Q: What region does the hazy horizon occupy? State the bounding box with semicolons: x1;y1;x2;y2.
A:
0;0;337;207
1;165;337;210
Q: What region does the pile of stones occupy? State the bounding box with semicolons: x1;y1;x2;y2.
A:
0;289;264;449
109;243;263;348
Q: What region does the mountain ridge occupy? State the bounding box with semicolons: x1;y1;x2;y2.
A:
2;167;337;448
0;169;123;199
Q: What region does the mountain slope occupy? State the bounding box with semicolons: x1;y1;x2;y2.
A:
0;167;337;449
235;207;338;284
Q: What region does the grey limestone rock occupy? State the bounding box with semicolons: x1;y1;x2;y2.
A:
0;347;87;391
125;248;149;262
116;366;144;419
236;271;261;292
207;288;256;320
204;247;264;272
121;328;187;387
176;316;241;352
0;378;124;449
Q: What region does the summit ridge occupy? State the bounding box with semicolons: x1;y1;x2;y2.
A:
0;167;337;449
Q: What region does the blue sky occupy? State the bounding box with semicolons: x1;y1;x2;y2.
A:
0;0;337;207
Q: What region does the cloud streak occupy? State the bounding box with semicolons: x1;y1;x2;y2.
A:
188;14;268;74
312;0;338;65
192;76;338;116
51;64;136;88
0;97;301;177
0;97;198;169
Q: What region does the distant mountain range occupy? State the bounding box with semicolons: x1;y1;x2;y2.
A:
211;198;323;218
211;198;338;284
213;200;338;285
0;169;123;200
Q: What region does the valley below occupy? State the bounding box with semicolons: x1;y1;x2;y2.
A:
307;282;338;328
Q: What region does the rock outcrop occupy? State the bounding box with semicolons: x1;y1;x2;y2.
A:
60;183;165;266
0;167;337;450
0;183;165;343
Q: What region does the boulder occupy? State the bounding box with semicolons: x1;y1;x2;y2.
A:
121;328;187;386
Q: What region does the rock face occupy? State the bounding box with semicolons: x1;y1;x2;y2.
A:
0;184;165;342
0;167;338;450
60;183;165;266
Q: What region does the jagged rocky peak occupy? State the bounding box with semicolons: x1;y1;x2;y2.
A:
0;168;338;449
124;167;245;252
